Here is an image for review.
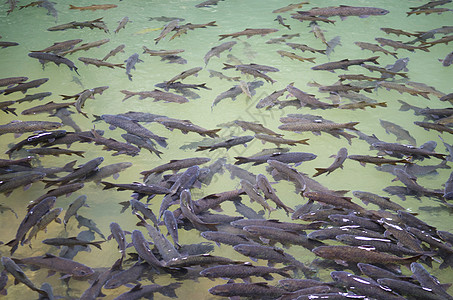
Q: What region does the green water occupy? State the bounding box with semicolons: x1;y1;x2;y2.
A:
0;0;452;298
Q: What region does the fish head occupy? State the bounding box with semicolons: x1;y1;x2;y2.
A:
73;266;94;277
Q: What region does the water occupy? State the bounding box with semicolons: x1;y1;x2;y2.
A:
0;0;452;298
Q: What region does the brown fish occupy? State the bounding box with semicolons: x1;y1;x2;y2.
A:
313;147;348;177
277;50;316;63
78;57;125;69
312;56;380;71
375;37;430;52
69;4;117;10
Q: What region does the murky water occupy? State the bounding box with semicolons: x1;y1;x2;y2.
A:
0;0;452;299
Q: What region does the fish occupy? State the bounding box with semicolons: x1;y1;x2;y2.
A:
313;245;422;265
354;41;398;58
303;191;365;213
114;16;129;34
180;189;218;231
362;64;408;78
1;257;48;297
352;190;405;211
101;182;171;200
234;120;281;136
121;133;163;158
233;244;313;276
5;130;67;156
376;37;430;52
279;121;359;134
120;89;189;103
0;172;46;196
241;179;276;215
102;44;125;61
408;7;452;16
114;283;181;299
378;81;430;99
440;51;453;67
212;81;264;107
275;15;291;29
347;155;411;166
377;278;446;300
42;157;104;187
61;85;109;100
76;215;105;239
42;237;104;250
69;4;117;10
415;121;453;134
195;0;223;8
98;114;168;147
209;282;287;298
32;39;83;54
277;50;316;63
24;207;63;243
310;24;327;45
27;182;84;211
338;101;387;110
313;147;348;177
0;76;28;87
156;117;221;138
28;52;79;75
411;262;453;300
372;142;447;160
330;271;406;300
155;19;180;44
142;47;185;56
219;28;278;40
201;263;292;280
0;41;19;48
286;84;338;108
78;57;125;69
207;69;240;81
235;151;316;166
2;78;49;95
86;162;132;183
256;174;294;214
266;159;306;192
141;157;210;176
312;56;380;71
298;5;389;18
21;101;75;115
131;229;164;270
6;196;56;254
138;217;181;262
291;14;337;24
63;195;88;228
83;129;140;156
107;222;128;258
59;38;110;55
273;2;309;13
285;42;326;54
381;27;417;37
196;135;254;151
16;253;94;278
204;41;236;65
124;53;143;81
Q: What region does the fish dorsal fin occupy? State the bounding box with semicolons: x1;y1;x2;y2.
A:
43;253;56;259
129;284;142;293
169;160;180;163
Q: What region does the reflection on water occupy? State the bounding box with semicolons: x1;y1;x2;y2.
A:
0;0;453;299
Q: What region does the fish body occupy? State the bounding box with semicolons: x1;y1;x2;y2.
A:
372;142;447;160
1;257;48;297
28;52;79;74
141;157;210;175
179;189;218;231
43;157;104;187
277;50;316;63
353;190;404;211
21;101;75;115
219;28;278;40
279;121;359;133
85;129;140;156
376;37;430;52
235;120;281;136
121;133;163;157
27;182;84;211
25;207;63;243
166;67;202;84
17;253;94;278
60;38;110;55
209;282;287;298
33;39;83;54
86;162;132;183
124;53;143;81
313;147;347;177
42;237;104;250
286;42;326;54
256;174;294;214
114;16;129;34
355;41;398;58
102;44;125;61
2;78;49;95
298;5;389;18
63;195;88;228
313;246;422;265
163;210;180;248
312;56;379;71
303;191;365;213
196;135;253;151
78;57;125;69
131;229;164;270
0;172;46;196
104;263;148;290
69;4;117;10
155;19;180;44
204;41;236;65
108;222;127;257
156;117;220;138
235;151;316;166
140;219;181;261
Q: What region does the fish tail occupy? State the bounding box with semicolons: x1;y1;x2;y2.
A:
101;181;115;190
402;254;423;266
120;90;136;102
369;56;380;64
234;157;249;165
207;128;221;138
313;168;328;177
159;282;182;298
377;102;387;107
69;4;77;9
195;146;209;152
42;180;58;188
346;122;360;130
418;45;431;52
91;241;104;250
297;138;310;145
6;239;18;254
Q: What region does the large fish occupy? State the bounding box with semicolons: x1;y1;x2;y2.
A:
298;5;389;18
1;78;49;95
28;52;79;75
312;56;379;71
219;28;278;40
1;257;48;297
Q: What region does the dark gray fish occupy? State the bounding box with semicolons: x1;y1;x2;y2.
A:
27;182;84;211
59;230;94;260
113;283;181;300
411;262;453;300
42;157;104;188
352;190;405;211
180;189;218;231
1;257;48;297
196;135;254;151
51;108;82;132
372;142;447;160
209;282;287;298
76;215;106;239
0;120;61;137
28;52;79;75
378;278;446;300
42;237;104;250
108;222;127;258
121;133;162;158
380;119;417;145
165;253;241;268
256;173;294;214
86;162;132;183
0;172;46;196
131;229;164;271
313;147;348;177
235;151;317;166
225;163;257;184
14;92;52;103
308;227;384;241
201;230;258;247
201;263;292;280
204;41;236;65
211;81;264;107
141;157;210;176
234;200;265;219
104;263;149;290
124;53;143;81
312;56;379;71
17;253;94;278
80;259;122;300
139;218;181;262
163;210;180;248
2;78;49;95
6;196;56;254
330;271;405;300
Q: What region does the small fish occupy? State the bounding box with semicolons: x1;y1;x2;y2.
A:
78;57;125;69
69;4;117;10
313;147;348;177
102;44;125;61
42;237;104;250
124;53;143;81
63;195;88;229
114;16;129;34
219;28;278;40
196;135;254;151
